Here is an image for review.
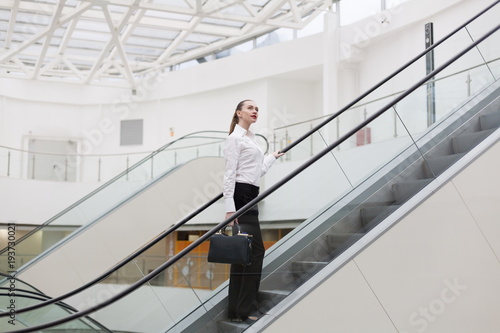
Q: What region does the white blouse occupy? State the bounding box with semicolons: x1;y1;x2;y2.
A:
223;124;276;213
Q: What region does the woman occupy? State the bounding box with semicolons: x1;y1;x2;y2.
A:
223;99;284;322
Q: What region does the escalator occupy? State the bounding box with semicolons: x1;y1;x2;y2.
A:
0;131;267;296
1;1;499;332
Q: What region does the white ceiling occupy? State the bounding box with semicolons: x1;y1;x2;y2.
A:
0;0;334;88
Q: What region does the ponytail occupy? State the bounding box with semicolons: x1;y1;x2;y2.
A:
229;112;239;135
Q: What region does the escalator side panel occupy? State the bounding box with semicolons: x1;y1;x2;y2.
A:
18;157;224;298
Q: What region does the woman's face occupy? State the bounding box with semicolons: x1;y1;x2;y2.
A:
237;100;259;127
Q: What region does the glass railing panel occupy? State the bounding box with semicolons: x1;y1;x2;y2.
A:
324;108;418;188
269;142;355;222
273;119;324;161
475;39;500;81
395;33;499;143
463;2;500;44
58;252;223;333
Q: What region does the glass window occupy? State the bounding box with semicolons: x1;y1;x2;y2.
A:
340;0;381;26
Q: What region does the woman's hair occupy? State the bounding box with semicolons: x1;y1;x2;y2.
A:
229;99;253;134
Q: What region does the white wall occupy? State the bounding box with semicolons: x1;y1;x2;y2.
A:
265;136;500;333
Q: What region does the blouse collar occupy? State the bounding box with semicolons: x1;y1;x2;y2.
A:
234;124;255;139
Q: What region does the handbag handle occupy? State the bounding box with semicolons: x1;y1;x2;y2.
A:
218;223;248;236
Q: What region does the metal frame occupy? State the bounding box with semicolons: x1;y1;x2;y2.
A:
0;0;333;88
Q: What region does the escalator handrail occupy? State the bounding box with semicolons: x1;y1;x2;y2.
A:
279;0;500;154
6;19;499;333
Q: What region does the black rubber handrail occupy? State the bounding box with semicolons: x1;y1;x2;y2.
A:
278;0;500;154
6;17;499;333
1;0;497;322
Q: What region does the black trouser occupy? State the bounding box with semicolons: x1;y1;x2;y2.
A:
227;182;265;319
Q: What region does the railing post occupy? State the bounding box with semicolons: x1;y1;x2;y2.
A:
336;117;340;150
151;155;154;180
65;157;68;181
7;150;10;177
98;157;101;182
31;155;36;179
310;124;313;156
393;104;398;138
466;72;471;97
126;156;129;181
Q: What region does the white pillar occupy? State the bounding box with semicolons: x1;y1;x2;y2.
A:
323;10;340;118
322;9;340;146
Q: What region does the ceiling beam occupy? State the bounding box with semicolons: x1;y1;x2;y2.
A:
155;15;202;64
3;0;19;49
93;0;149;84
32;0;67;78
0;2;94;63
85;2;138;85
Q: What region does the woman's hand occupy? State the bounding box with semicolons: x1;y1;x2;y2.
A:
273;150;285;158
225;212;238;226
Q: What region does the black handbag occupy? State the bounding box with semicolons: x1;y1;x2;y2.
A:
207;224;253;265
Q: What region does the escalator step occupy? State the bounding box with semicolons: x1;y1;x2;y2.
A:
360;205;400;226
392;179;433;204
325;232;364;249
259;290;290;312
479;111;500;131
423;153;466;177
451;129;495;153
292;261;328;281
